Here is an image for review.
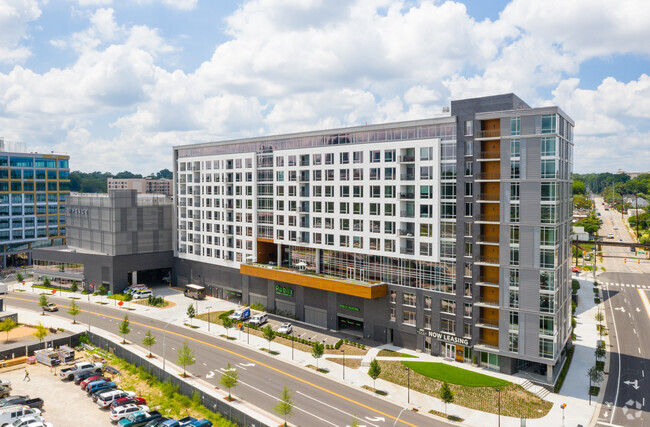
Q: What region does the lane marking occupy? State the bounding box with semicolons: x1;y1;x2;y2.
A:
637;288;650;322
8;294;417;427
605;284;622;425
296;390;379;427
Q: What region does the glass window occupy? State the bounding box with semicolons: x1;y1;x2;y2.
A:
541;205;557;224
313;153;322;165
509;312;519;331
464;161;473;176
539;316;555;336
539;338;554;358
510;117;520;136
10;157;33;167
465;140;473;156
540;271;555;291
403;292;416;306
541;114;556;134
441;299;456;314
540;294;555;313
441;319;455;333
509;333;519;352
540;227;556;246
510;247;519;266
541;182;557;201
510;226;519;244
541;159;557;178
510;159;520;179
384;150;395;162
424;296;432;310
541;137;557;156
464;120;473;136
510;183;519;201
402;310;416;326
420;147;433;161
540;249;555;268
510;139;520;158
510;204;520;223
509;289;519;308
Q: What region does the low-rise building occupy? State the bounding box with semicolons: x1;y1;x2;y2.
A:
107;177;172;196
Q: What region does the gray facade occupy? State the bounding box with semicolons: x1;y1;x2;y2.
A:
33;190;173;294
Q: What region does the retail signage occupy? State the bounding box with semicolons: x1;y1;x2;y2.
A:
68;208;88;215
416;328;470;346
339;304;360;312
275;284;294;297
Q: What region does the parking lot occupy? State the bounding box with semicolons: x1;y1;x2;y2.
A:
1;363;113;426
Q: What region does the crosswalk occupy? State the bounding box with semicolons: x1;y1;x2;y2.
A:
601;282;650;289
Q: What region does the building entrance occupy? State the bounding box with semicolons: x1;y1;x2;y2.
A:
443;342;456;360
337;316;363;337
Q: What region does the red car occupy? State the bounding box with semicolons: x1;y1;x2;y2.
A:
109;396;146;411
571;267;581;273
81;376;111;390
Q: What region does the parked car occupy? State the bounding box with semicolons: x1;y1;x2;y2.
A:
571;267;581;273
278;323;292;334
9;416;52;427
42;303;57;312
158;416;196;427
0;384;11;398
110;404;150;422
118;410;161;427
0;405;42;426
184;420;212;427
143;417;171;427
230;307;250;321
0;397;43;410
74;371;101;385
97;390;136;408
81;377;110;391
60;361;103;381
131;289;153;299
607;233;614;239
110;397;147;411
124;284;148;295
248;313;267;326
87;381;116;396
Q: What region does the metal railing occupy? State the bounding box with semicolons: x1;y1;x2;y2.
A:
478;193;501;201
476;297;499;306
477;317;499;327
477;234;499;243
476;214;500;222
478;151;501;160
476;256;500;265
475;172;501;180
476;129;501;138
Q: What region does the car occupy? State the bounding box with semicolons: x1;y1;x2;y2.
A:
607;233;614;239
619;239;623;242
42;303;57;312
277;323;292;334
9;416;52;427
97;390;136;408
81;376;110;390
249;313;268;326
110;397;147;411
74;371;101;385
131;289;153;299
571;267;581;273
110;404;150;422
118;410;161;427
613;225;618;230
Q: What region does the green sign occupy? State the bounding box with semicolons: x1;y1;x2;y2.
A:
339;304;359;312
275;284;294;297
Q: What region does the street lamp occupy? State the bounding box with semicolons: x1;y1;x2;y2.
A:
496;387;501;427
561;402;566;427
162;318;178;374
341;348;345;380
206;306;212;332
290;332;294;361
404;366;410;404
392;408;408;427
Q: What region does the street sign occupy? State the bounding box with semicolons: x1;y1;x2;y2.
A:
237;322;243;329
51;289;56;295
118;301;124;307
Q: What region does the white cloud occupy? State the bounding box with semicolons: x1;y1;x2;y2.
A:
0;0;41;63
132;0;197;11
71;0;113;6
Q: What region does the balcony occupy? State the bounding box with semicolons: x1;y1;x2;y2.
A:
398;155;415;163
476;280;500;288
478;151;501;160
475;297;499;307
399;193;415;200
400;211;415;218
400;247;414;255
474;339;499;351
477;234;499;244
476;129;501;139
476;318;499;329
476;214;500;223
192;237;201;243
477;193;501;202
399;229;415;237
400;174;415;181
476;256;500;266
475;172;501;180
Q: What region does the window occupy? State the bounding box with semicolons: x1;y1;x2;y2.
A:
510;204;520;223
464;161;473;176
441;319;455;333
465;182;473;197
441;202;456;219
313;153;322;165
540;271;555;291
510;247;519;266
464;303;472;317
403;292;416;306
370;168;381;180
420;147;433;160
539;338;554;358
465;202;473;217
540;249;555;268
425;315;432;330
510;159;520;179
340;169;349;181
464;281;472;297
540;227;556;246
510;183;519;201
325;153;334;165
464;323;472;338
441;163;457;179
389;307;396;321
509;333;519;352
402;310;416;326
390;290;397;303
385;149;395;162
370;150;381;163
541;182;557;201
424;296;432;310
541;137;557;156
465;140;473;156
510;117;520;136
384;167;395;180
541;205;557;224
441;299;456;314
465;242;473;257
420;166;433;180
540;294;554;313
464;120;473;136
353;151;363;163
510;139;520;157
509;289;519;308
510;226;519;244
441;183;456;199
509;312;519;331
340;152;349;164
539;316;554;336
340;186;349;198
541;159;557;178
541;114;556;134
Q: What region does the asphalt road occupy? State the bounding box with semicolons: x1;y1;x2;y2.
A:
592;198;650;426
7;293;443;427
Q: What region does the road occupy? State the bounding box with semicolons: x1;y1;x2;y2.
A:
7;293;442;427
592;197;650;426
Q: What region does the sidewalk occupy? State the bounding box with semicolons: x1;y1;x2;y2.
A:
9;279;601;426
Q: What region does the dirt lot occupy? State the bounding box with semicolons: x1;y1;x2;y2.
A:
1;363;114;426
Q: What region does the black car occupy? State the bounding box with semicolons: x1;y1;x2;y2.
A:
74;371;99;385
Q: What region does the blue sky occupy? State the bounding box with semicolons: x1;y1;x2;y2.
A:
0;0;649;174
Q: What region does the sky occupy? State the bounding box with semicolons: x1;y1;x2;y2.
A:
0;0;649;174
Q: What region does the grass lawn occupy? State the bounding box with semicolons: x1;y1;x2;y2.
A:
401;361;509;387
377;349;418;358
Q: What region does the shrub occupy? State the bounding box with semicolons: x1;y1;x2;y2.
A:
554;346;575;393
250;302;265;311
335;339;343;349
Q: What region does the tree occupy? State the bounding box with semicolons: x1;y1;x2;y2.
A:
439;381;454;415
186;304;196;326
156;169;173;179
311;342;324;370
595;345;606;360
0;318;17;342
273;386;294;427
38;293;49;314
97;285;107;295
263;325;276;352
119;315;131;344
219;363;239;400
43;277;51;287
594;311;604;322
573;194;590;210
16;272;23;283
177;341;195;377
222;316;234;338
573;180;586;195
33;323;49;347
368;359;381;390
68;300;81;324
71;281;78;293
142;330;157;357
588;366;604;403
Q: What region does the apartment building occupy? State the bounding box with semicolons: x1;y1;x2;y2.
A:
0;146;70;267
108;177;173;196
173;93;574;384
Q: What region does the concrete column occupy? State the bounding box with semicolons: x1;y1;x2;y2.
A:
2;255;6;269
276;244;281;266
27;252;32;265
316;249;321;274
132;271;138;285
547;363;553;383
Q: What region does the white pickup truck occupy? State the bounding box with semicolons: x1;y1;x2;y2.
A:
59;362;104;381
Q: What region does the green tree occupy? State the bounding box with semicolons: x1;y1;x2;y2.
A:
0;318;17;342
177;341;195;377
142;330;156;357
219;363;239;400
222;316;234;338
311;342;324;370
33;323;49;347
274;386;294;427
263;325;276;352
368;358;381;390
573;194;591;210
38;293;49;314
187;304;196;326
71;281;78;293
119;314;131;344
156;169;173;179
595;345;606;360
97;285;107;295
439;381;454;415
68;300;81;324
588;366;603;401
594;312;604;322
43;277;51;287
573;180;586;195
16;272;23;283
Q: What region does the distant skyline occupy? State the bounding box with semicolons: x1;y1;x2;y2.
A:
0;0;648;174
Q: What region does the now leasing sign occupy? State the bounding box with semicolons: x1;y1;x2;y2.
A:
416;328;470;346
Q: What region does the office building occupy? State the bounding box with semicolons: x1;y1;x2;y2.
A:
0;143;70;267
107;177;173;196
172;94;574;384
32;190;173;293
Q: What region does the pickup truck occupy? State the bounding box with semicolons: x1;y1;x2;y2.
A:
60;362;103;381
119;411;162;427
0;396;44;409
158;416;196;427
88;381;117;398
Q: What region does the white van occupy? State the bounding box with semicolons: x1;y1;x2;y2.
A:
249;313;268;326
131;289;153;299
0;405;41;426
